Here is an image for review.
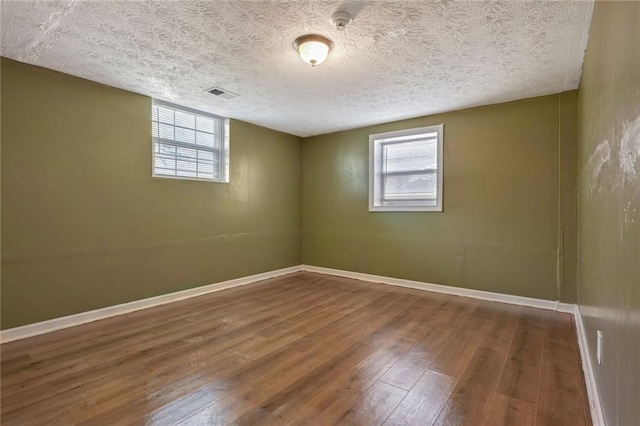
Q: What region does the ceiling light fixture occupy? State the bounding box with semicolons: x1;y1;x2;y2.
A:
293;34;333;67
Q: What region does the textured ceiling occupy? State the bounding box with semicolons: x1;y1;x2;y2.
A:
1;0;593;137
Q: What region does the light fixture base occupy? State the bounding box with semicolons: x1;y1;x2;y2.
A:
330;11;352;31
293;34;333;66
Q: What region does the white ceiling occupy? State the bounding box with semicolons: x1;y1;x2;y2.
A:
1;0;593;137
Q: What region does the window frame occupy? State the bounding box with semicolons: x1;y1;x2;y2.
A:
152;99;229;183
369;124;444;212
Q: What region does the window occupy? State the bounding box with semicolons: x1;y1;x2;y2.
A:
152;100;229;182
369;124;443;212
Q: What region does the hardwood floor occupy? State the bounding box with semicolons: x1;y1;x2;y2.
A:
0;272;592;425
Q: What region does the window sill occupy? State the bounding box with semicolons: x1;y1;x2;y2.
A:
369;205;443;212
152;174;229;184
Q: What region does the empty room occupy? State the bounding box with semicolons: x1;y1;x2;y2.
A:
1;0;638;425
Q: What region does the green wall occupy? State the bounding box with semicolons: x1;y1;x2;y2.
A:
303;93;578;302
577;1;639;425
1;58;302;329
4;7;638;420
1;58;582;330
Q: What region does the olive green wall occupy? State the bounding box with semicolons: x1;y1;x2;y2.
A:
577;1;639;425
0;57;581;329
1;58;302;329
303;93;578;302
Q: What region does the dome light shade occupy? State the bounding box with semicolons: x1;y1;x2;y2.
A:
293;34;333;67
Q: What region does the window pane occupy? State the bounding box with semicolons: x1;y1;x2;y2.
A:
198;161;214;174
383;173;437;201
177;159;198;172
154;146;222;179
199;150;214;162
196;116;214;133
159;123;174;139
384;138;437;172
175;127;196;144
198;171;214;179
177;146;198;159
156;143;176;155
155;156;176;169
158;107;174;124
155;168;176;176
196;131;214;147
174;110;195;129
152;101;227;181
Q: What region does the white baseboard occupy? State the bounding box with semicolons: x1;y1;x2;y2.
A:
0;264;573;344
301;265;574;313
573;305;606;426
0;265;303;344
302;264;603;424
1;262;602;425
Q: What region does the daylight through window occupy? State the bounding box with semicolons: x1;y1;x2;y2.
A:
369;124;443;212
152;100;229;182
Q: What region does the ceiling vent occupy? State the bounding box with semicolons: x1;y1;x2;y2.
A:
206;87;238;100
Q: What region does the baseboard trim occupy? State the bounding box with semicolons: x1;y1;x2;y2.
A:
0;264;574;344
1;263;602;424
0;265;303;344
574;305;606;426
301;265;574;313
302;265;604;423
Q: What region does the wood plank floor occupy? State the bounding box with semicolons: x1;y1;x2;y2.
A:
0;272;592;425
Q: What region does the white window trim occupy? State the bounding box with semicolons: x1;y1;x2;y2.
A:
369;124;444;212
152;99;229;183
